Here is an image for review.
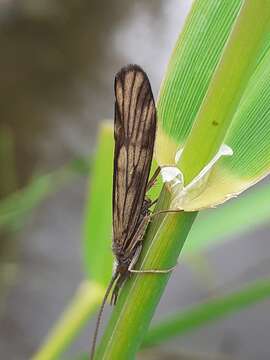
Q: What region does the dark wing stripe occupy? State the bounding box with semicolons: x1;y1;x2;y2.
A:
124;91;153;244
128;72;137;138
132;77;146;139
113;65;156;254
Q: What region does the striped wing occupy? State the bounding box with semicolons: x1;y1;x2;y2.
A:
113;64;156;254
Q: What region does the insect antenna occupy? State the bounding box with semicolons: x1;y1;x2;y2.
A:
90;273;118;360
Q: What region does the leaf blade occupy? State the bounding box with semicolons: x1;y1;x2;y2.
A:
144;278;270;347
82;122;114;284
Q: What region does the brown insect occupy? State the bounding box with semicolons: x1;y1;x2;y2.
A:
90;65;175;359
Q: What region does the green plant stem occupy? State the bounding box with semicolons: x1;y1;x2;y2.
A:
144;278;270;347
95;188;197;359
32;281;105;360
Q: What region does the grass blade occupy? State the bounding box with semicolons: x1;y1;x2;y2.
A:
184;181;270;255
144;278;270;347
0;158;88;232
82;122;114;285
32;281;104;360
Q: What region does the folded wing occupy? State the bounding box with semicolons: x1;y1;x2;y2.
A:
113;65;156;254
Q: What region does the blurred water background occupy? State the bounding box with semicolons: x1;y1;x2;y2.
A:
0;1;270;359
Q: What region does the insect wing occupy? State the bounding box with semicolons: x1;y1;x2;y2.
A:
113;65;156;253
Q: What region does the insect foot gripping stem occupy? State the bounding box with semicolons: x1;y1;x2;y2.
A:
128;244;177;274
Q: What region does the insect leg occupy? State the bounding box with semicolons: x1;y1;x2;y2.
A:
143;197;158;214
151;209;183;218
146;167;161;192
129;265;176;274
148;198;158;208
128;243;143;271
128;240;176;274
110;275;126;305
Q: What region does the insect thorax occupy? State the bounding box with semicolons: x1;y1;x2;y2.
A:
113;242;139;274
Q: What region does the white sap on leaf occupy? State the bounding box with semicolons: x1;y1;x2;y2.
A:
161;144;233;210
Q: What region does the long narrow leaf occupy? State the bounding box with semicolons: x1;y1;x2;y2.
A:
82;122;114;285
0;158;88;232
144;278;270;347
156;0;243;165
32;281;104;360
183;181;270;255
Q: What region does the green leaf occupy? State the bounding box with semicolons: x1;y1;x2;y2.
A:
183;181;270;255
178;0;270;183
181;42;270;211
32;281;104;360
0;158;87;232
156;0;243;165
33;123;122;360
144;278;270;347
156;0;270;211
223;45;270;179
82;122;114;285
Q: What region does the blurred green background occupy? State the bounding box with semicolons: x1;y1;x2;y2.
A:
1;1;270;359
